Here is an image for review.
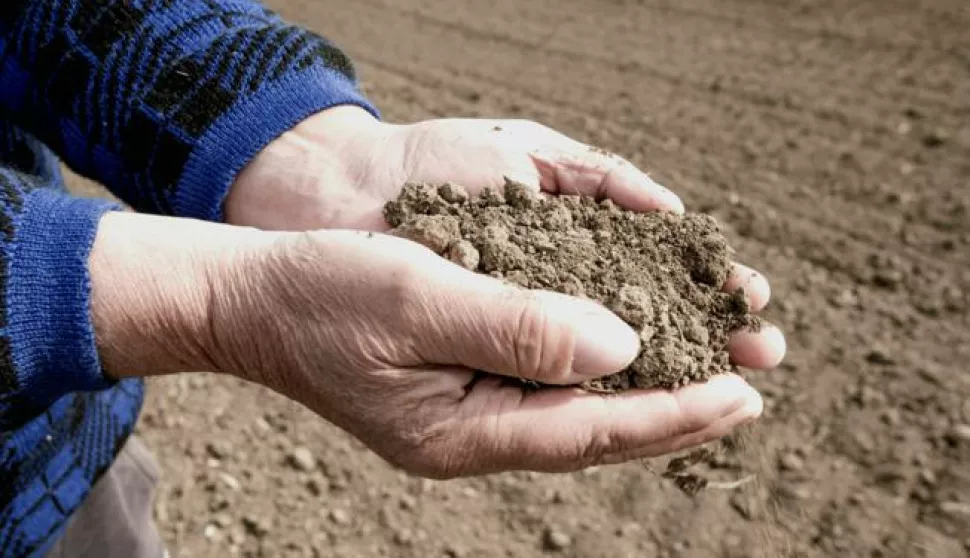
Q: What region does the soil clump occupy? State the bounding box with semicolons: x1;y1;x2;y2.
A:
384;180;756;391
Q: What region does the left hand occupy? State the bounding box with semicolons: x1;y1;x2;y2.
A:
226;105;685;231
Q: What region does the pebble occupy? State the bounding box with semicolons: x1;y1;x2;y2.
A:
399;494;417;511
921;129;947;148
329;508;351;526
306;476;325;496
204;524;221;541
880;408;901;426
948;424;970;443
288;447;316;471
831;289;859;308
853;431;876;454
542;527;572;551
614;522;641;538
872;269;904;289
205;441;230;459
218;472;240;491
779;452;805;472
241;515;271;538
443;543;467;558
940;501;970;517
393;528;413;546
865;348;896;366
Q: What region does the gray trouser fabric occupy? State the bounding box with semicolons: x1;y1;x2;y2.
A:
45;437;167;558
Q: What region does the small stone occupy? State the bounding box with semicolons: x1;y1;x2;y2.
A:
329;508;351;526
865;348;895;365
241;515;271;538
940;501;970;517
948;424;970;443
880;408;901;426
288;447;316;472
921;129;947;148
214;513;233;528
443;543;467;558
779;452;804;472
206;441;230;459
542;527;572;551
204;524;221;540
872;269;904;289
393;528;413;546
217;472;240;492
614;522;641;538
399;494;418;511
306;476;325;496
831;289;858;308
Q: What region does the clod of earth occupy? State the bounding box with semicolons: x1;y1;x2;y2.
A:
385;180;758;391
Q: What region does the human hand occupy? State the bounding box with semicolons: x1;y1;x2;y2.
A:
202;229;783;478
225;106;684;232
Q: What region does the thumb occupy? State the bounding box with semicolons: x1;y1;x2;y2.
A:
411;262;640;384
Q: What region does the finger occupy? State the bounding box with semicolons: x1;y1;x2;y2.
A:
454;374;761;474
728;323;786;369
413;263;641;383
599;397;762;465
527;136;685;214
723;263;771;312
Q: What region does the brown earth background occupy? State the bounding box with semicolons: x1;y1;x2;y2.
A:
71;0;970;556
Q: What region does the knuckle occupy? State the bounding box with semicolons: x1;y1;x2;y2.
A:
577;425;624;466
509;292;573;383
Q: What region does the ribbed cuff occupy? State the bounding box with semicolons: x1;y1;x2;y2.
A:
176;67;380;222
7;189;119;410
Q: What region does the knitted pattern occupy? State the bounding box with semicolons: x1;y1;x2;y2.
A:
0;2;375;556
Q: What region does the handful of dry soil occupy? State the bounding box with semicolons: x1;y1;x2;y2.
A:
384;180;755;391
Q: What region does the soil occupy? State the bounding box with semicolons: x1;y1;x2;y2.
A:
385;180;755;391
68;0;970;556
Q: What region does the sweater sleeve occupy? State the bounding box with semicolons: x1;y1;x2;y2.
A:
0;169;118;429
0;1;378;221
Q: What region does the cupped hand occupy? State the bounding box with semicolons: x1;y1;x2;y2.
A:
226;106;684;232
215;229;784;478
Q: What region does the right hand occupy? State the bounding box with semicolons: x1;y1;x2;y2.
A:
205;229;783;478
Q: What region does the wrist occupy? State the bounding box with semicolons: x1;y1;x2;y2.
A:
224;105;390;230
88;211;273;379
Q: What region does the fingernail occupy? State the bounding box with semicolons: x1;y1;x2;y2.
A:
570;306;640;381
647;177;685;213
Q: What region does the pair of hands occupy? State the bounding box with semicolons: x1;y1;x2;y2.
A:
93;106;785;478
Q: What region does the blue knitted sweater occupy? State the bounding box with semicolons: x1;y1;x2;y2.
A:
0;2;375;556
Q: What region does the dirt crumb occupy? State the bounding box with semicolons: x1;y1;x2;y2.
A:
385;180;756;390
